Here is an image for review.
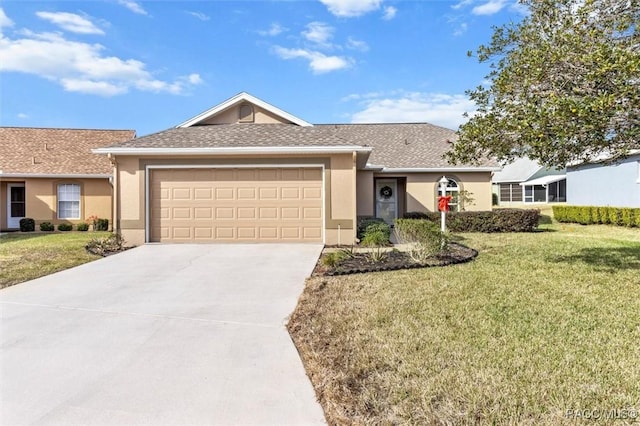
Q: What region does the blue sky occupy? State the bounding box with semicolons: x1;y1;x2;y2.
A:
0;0;527;136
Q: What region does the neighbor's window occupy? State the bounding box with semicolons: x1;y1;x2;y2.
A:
58;184;80;219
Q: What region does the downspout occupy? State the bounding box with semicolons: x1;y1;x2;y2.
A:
352;151;358;245
108;153;118;234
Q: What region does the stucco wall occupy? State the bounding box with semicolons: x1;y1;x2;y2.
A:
567;157;640;207
356;171;375;217
1;178;111;230
404;172;493;213
114;154;357;245
200;105;292;125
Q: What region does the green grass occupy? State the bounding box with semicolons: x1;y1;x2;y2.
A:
0;232;110;289
288;223;640;425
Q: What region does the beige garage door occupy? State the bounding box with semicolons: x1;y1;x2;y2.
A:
150;167;323;243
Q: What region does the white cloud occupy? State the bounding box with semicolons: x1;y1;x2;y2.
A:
453;22;468;36
452;0;474;10
0;30;202;96
346;37;369;51
348;92;476;130
273;46;351;74
382;6;397;20
258;23;285;37
186;11;210;21
472;0;508;15
117;0;147;15
17;112;28;119
319;0;382;17
0;8;14;31
302;22;334;47
36;11;104;35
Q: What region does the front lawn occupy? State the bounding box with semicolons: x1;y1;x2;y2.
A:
289;224;640;424
0;232;110;289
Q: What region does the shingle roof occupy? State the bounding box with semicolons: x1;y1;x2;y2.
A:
0;127;136;175
104;123;498;169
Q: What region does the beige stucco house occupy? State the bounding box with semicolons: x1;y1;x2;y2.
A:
95;93;499;245
0;127;135;231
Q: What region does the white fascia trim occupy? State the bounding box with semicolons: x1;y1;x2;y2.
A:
0;173;111;179
379;167;501;173
144;163;326;244
176;92;313;128
93;146;371;155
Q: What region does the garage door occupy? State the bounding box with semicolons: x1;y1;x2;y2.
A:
149;167;323;243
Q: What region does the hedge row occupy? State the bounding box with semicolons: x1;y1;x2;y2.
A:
552;205;640;227
403;209;540;233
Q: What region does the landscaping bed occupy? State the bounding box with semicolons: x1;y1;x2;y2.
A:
313;242;477;276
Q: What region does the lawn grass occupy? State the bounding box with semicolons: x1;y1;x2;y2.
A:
289;223;640;424
0;232;110;289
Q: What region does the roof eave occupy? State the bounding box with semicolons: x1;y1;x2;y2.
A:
176;92;313;128
378;167;501;173
93;146;371;156
0;173;111;179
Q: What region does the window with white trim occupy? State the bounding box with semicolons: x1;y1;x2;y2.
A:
438;178;460;212
57;184;80;219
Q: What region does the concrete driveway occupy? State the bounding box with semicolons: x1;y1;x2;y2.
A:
0;244;325;425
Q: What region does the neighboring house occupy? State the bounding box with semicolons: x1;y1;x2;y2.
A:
94;92;499;245
493;157;566;205
0;127;135;231
566;152;640;207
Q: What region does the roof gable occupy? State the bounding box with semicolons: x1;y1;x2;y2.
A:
0;127;135;176
177;92;312;128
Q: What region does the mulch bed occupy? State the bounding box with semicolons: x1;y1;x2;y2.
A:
312;242;478;276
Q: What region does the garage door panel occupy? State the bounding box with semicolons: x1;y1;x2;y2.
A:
150;167;323;243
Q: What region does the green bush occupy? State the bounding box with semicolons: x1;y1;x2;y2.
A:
321;250;349;268
363;222;391;243
402;209;540;233
552;205;640;228
492;193;499;206
394;219;446;263
76;222;90;231
39;222;54;232
19;218;35;232
95;218;109;231
57;223;73;232
356;216;388;240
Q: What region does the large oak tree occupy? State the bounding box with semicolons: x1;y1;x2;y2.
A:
449;0;639;168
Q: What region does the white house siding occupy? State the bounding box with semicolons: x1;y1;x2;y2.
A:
567;155;640;207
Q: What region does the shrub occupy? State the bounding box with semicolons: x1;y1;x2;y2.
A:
394;219;446;263
552;205;640;228
492;193;499;206
19;218;35;232
321;251;349;268
356;216;388;240
77;222;89;231
39;222;54;232
57;223;73;232
362;222;391;244
95;218;109;231
85;233;126;256
402;209;540;233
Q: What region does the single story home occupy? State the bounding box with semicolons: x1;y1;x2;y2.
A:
566;151;640;207
95;92;499;245
0;127;135;231
493;157;566;204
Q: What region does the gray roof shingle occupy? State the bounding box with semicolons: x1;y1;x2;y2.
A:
104;123;498;169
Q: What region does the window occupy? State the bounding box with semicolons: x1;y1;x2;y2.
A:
58;184;80;219
239;104;254;123
439;178;460;212
499;183;522;202
524;185;546;203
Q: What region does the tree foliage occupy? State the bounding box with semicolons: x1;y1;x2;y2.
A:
449;0;640;168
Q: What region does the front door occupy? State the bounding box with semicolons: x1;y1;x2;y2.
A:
7;184;26;229
375;179;397;225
